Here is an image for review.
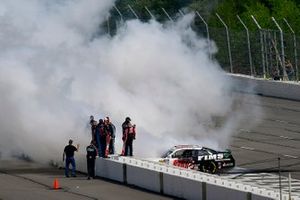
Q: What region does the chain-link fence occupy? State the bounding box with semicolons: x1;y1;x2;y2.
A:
193;16;299;81
105;7;299;82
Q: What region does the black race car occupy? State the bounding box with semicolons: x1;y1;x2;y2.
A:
159;145;235;173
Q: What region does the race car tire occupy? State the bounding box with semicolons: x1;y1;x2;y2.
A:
201;161;217;174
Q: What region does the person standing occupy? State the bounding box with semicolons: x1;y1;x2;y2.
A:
103;118;111;158
96;119;105;157
96;119;108;157
89;115;97;141
285;59;294;81
105;117;116;155
63;139;79;177
122;117;136;156
86;140;98;180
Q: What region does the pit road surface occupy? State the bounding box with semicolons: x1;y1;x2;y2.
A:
0;159;176;200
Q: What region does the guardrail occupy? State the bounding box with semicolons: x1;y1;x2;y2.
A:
77;155;300;200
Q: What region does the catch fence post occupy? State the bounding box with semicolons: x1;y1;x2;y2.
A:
178;9;184;17
161;8;173;22
196;11;211;59
237;15;254;76
106;16;110;35
145;6;155;19
288;173;292;200
216;13;233;73
113;5;124;22
113;5;124;32
278;157;282;200
284;18;299;81
251;15;266;79
272;17;288;81
128;5;139;19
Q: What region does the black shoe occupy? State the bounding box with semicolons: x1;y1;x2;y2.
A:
71;175;77;177
66;175;69;178
87;177;90;180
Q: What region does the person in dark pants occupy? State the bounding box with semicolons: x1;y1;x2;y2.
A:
122;117;136;156
89;115;97;142
95;119;104;156
86;140;98;180
104;117;116;155
63;139;79;177
96;119;107;157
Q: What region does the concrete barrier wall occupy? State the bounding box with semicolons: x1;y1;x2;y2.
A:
75;157;300;200
119;157;164;193
95;158;124;182
229;74;300;101
127;165;161;193
206;183;248;200
252;194;274;200
163;174;203;200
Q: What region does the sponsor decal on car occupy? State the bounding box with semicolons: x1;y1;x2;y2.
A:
198;153;224;161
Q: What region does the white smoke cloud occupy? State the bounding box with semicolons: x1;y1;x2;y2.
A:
0;1;261;162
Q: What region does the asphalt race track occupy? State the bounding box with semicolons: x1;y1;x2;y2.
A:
229;93;300;180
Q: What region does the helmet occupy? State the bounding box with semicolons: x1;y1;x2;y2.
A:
125;117;131;121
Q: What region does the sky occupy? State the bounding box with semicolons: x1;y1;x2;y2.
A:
0;0;261;163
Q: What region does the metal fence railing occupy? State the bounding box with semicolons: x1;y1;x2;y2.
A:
105;6;299;82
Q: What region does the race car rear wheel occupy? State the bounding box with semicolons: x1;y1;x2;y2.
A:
201;161;217;174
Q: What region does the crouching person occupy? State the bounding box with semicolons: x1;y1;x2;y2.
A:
86;140;98;180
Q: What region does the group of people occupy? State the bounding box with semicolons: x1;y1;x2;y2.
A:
89;116;116;158
89;115;136;157
63;116;137;179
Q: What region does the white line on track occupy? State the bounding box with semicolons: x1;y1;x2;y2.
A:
239;129;250;133
275;120;288;124
279;135;294;139
283;154;298;159
240;146;255;151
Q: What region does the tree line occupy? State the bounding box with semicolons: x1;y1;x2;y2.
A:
114;0;300;34
111;0;300;79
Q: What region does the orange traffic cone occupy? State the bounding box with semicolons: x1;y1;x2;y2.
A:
53;178;60;190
